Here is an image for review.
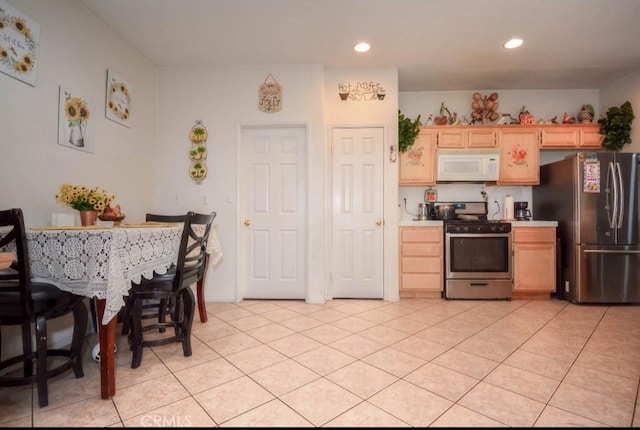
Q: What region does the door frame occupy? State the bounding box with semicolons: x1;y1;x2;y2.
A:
237;123;310;302
327;124;395;300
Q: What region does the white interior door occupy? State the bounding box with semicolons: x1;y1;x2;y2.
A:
332;127;384;298
241;127;306;299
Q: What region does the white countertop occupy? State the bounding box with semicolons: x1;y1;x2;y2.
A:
398;220;557;227
398;220;444;227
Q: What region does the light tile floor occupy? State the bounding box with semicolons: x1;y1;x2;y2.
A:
1;298;639;427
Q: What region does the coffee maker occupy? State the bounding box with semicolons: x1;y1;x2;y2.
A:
514;201;532;221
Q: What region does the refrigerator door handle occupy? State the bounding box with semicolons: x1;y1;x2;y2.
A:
607;162;618;229
616;161;625;229
584;249;640;254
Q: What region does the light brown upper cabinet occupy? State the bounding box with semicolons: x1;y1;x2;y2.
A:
399;128;437;186
539;124;603;149
497;128;540;185
436;126;497;149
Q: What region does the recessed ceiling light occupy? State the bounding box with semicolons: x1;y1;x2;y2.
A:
354;42;370;53
504;38;523;49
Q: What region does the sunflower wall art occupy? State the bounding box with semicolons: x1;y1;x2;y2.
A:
58;86;94;153
105;69;132;127
0;1;40;87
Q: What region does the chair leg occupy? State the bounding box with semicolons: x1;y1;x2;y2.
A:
72;300;88;378
129;297;144;369
20;321;33;378
181;287;196;358
158;298;168;333
35;315;48;408
120;299;130;336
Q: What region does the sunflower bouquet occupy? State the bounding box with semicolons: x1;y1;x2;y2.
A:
55;183;115;212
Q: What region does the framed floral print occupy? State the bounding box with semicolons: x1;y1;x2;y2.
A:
0;1;40;87
105;69;132;127
58;86;94;154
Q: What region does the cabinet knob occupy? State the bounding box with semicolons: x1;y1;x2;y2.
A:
375;220;383;226
243;219;251;226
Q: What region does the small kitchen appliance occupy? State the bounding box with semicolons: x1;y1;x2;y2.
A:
514;201;532;221
416;203;428;221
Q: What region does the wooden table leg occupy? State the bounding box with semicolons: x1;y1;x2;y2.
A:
95;298;116;399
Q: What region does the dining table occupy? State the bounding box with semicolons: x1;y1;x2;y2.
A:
25;222;184;400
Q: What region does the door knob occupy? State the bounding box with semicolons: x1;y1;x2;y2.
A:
243;219;251;226
375;220;382;226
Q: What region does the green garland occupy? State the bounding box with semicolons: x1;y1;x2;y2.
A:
598;101;635;151
398;110;421;153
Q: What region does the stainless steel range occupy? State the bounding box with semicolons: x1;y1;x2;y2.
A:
438;202;513;300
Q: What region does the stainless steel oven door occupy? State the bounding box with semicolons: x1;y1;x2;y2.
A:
445;232;512;280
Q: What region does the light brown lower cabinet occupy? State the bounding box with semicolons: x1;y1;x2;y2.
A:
512;227;557;296
399;226;443;298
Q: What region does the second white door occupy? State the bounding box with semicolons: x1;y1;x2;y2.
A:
331;127;385;298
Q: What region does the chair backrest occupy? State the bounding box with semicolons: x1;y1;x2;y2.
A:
146;211;216;292
0;208;33;316
175;211;216;292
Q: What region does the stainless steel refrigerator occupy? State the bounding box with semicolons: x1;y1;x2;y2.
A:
533;152;640;304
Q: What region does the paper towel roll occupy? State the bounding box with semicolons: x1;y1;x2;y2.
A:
503;195;514;220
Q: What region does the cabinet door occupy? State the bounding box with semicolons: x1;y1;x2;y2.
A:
498;128;540;185
580;126;603;148
467;129;497;148
437;129;465;148
540;126;579;148
399;129;436;186
513;243;556;292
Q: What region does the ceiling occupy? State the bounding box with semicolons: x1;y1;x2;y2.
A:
81;0;640;92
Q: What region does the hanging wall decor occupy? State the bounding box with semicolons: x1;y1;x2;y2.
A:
105;69;132;128
57;86;94;153
338;81;385;101
0;0;40;87
188;120;208;184
258;74;282;112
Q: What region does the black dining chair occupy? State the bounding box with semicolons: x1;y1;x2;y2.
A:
0;208;88;407
126;211;215;368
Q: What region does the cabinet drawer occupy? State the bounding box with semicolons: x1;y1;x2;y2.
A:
401;273;442;290
402;242;442;256
400;228;442;243
513;227;555;243
402;256;442;273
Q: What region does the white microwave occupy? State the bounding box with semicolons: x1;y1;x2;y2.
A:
437;149;500;182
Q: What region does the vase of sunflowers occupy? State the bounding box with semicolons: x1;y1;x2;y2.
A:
55;184;115;226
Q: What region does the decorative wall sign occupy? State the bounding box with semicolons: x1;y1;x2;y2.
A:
188;120;208;184
0;1;40;86
105;69;132;127
58;86;94;153
258;74;282;112
338;81;385;101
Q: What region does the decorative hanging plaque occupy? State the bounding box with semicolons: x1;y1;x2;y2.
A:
188;120;208;184
258;74;282;113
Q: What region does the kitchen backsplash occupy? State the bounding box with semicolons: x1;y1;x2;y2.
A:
399;183;533;221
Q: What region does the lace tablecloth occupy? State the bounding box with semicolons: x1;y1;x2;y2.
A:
26;226;182;324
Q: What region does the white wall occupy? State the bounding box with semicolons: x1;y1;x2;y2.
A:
599;72;640;154
324;68;399;300
155;66;400;303
0;0;158;226
0;0;157;357
155;65;326;302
